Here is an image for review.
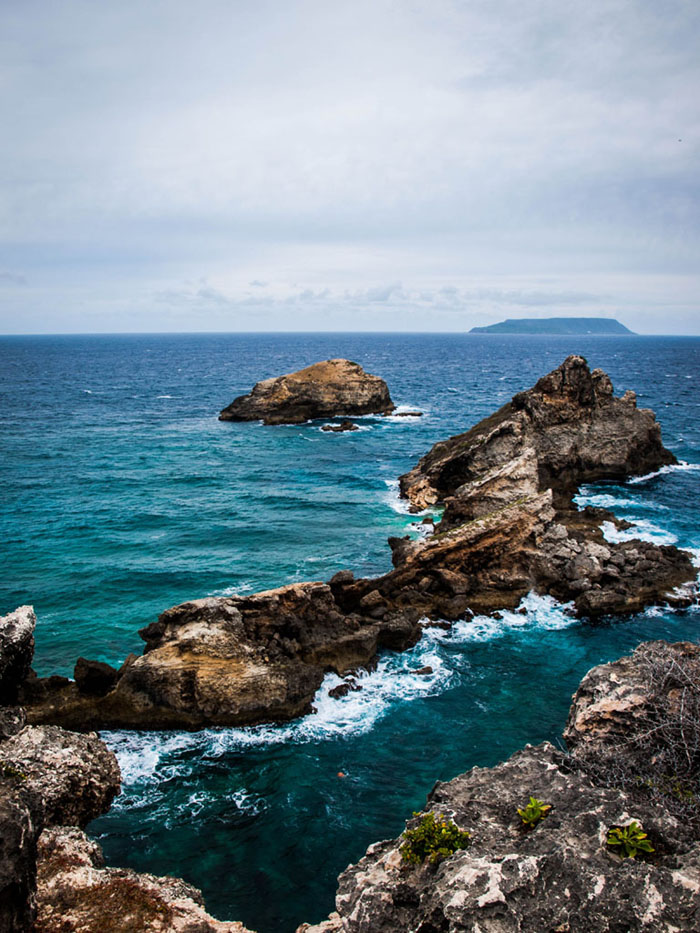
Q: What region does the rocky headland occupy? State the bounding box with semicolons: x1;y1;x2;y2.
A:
19;356;697;732
218;358;395;424
301;640;700;933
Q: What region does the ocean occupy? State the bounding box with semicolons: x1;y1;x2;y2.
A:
1;332;699;932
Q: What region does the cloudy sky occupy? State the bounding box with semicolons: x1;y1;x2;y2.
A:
1;0;698;334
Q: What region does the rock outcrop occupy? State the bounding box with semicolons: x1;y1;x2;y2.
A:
303;641;700;933
20;357;698;732
0;721;120;932
400;354;674;511
219;358;394;424
0;606;36;704
0;725;120;827
22;583;420;730
35;827;255;933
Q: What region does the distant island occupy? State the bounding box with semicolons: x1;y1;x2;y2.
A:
469;317;635;335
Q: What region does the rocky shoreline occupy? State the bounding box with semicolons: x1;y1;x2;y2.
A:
0;606;254;933
19;356;697;732
3;608;699;930
300;642;700;933
2;354;700;931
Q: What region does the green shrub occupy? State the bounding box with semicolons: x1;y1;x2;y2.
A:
400;811;471;866
517;796;552;829
606;821;654;859
0;761;27;782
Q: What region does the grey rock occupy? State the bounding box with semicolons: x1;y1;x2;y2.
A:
0;606;36;704
0;725;120;827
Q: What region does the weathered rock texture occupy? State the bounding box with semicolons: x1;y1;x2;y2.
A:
219;358;394;424
0;606;250;932
304;641;700;933
0;725;120;827
35;826;255;933
23;583;420;730
0;776;43;933
0;605;36;704
400;354;674;511
0;717;121;931
21;357;698;732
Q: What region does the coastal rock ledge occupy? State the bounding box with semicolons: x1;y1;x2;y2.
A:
301;640;700;933
218;358;395;424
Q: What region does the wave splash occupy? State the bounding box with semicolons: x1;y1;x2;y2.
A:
104;593;578;796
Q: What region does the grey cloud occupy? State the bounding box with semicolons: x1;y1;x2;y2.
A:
1;0;698;333
0;271;27;286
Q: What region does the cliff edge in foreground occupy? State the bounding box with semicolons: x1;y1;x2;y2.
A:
301;640;700;933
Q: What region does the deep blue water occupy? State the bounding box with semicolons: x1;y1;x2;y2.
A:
1;333;699;932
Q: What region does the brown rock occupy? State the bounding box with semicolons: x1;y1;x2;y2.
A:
74;657;119;697
35;826;255;933
321;420;359;432
219;359;394;424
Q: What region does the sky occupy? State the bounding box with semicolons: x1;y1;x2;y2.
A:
1;0;699;335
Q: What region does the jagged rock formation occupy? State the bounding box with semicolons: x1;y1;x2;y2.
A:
1;725;120;827
20;357;697;732
35;827;254;933
303;641;700;933
22;583;420;730
400;354;674;510
219;358;394;424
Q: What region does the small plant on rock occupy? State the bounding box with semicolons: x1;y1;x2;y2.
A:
606;821;655;859
517;796;551;829
400;811;471;866
0;761;27;782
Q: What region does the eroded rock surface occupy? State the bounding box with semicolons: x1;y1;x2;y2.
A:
35;827;255;933
219;358;394;424
0;725;120;827
23;583;420;730
307;641;700;933
0;775;43;933
400;354;674;511
0;605;36;704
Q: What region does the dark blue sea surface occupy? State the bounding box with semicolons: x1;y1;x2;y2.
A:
1;333;699;932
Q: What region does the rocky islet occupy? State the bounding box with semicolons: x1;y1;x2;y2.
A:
218;358;395;424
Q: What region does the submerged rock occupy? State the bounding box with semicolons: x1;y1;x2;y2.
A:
219;358;394;424
306;640;700;933
321;420;359;432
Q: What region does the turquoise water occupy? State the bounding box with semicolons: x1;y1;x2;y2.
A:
1;333;700;931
